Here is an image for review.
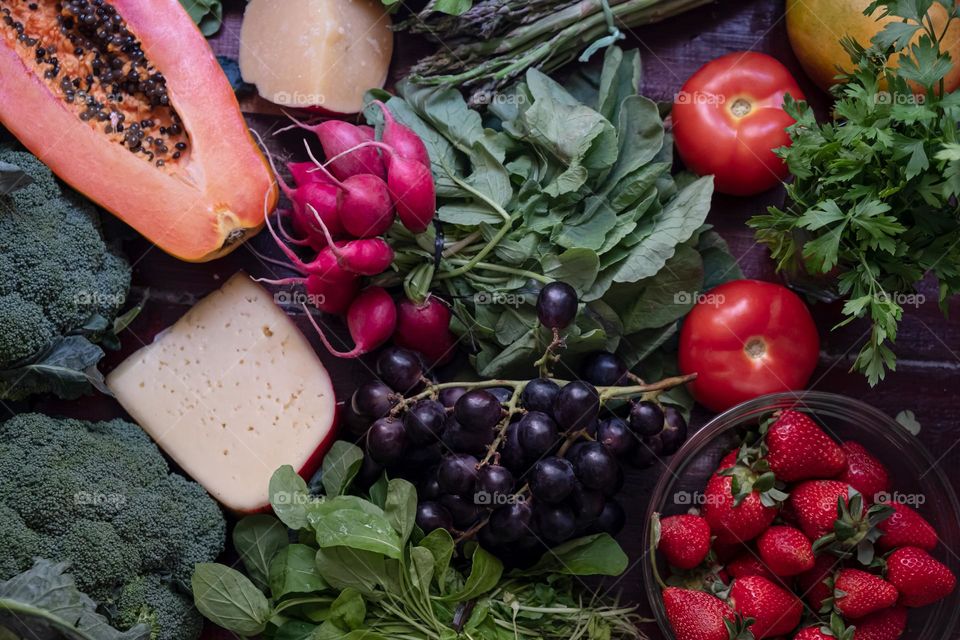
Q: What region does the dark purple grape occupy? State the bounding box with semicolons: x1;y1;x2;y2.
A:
403;399;447;445
352;380;396;418
593;499;625;536
376;347;423;393
399;443;442;473
419;474;442;501
570;484;605;523
534;503;577;543
517;411;559;460
629;400;665;437
487;387;512;404
354;455;384;491
521;378;560;415
597;417;636;458
416;501;453;533
438;386;467;408
536;282;578;329
366;417;407;464
627;439;659;468
476;465;515;504
500;422;527;475
530;457;576;504
580;351;627;387
601;464;624;498
659;406;688;456
571;442;619;494
440;494;482;529
454;390;503;432
488;501;533;542
438;454;479;496
553;381;599;432
342;402;371;437
442;418;495;455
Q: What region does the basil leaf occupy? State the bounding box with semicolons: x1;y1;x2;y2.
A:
418;528;455;590
322;441;365;498
313;510;404;559
269;465;312;530
233;515;289;591
384;479;418;543
191;564;271;636
269;544;328;598
514;534;628;577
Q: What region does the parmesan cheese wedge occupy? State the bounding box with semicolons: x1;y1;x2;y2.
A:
239;0;393;114
107;273;338;513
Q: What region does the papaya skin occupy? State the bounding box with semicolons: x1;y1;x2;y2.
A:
0;0;277;262
786;0;960;94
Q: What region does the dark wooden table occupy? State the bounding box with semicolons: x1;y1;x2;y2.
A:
21;0;960;637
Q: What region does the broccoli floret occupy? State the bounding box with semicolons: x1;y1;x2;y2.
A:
0;146;131;399
0;413;226;640
116;576;204;640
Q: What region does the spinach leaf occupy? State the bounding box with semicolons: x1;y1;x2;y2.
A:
269;544;328;598
233;514;289;591
438;545;503;602
513;534;628;577
313;510;404;559
322;441;365;498
384;478;418;543
329;588;366;630
269;465;313;530
191;564;271;636
315;547;388;596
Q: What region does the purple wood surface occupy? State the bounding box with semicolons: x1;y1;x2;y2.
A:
19;0;960;637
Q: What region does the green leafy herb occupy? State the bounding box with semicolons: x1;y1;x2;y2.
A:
232;514;290;591
0;560;150;640
194;454;644;639
749;0;960;385
179;0;223;36
366;47;740;412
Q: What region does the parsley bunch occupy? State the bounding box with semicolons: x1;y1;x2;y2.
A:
750;0;960;385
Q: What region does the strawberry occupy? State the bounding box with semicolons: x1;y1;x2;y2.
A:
835;441;890;503
728;551;777;582
797;554;841;610
832;569;898;619
789;480;851;541
852;607;908;640
704;471;779;544
876;503;938;551
663;587;747;640
656;514;712;570
730;575;803;638
792;614;854;640
757;525;815;577
885;546;957;607
764;410;846;482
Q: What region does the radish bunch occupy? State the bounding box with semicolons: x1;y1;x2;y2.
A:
258;105;451;360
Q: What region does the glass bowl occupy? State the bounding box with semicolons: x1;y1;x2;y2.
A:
643;391;960;639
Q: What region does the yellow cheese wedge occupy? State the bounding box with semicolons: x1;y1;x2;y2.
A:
239;0;393;114
107;272;338;513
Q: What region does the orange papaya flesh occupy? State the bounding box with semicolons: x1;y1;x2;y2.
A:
0;0;278;262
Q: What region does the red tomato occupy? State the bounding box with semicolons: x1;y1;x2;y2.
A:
678;280;820;412
672;51;805;196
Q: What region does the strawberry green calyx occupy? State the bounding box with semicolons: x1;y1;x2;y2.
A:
819;613;856;640
723;614;756;640
812;488;893;565
718;443;789;508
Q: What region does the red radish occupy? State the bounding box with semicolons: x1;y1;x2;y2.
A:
287;160;333;186
281;115;387;180
373;100;430;167
303;142;395;238
260;206;394;278
394;296;456;365
256;274;359;315
387;155;436;233
304;286;397;358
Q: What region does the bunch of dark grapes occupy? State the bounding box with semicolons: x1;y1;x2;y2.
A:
343;282;689;564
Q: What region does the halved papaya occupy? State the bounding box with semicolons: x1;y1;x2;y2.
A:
0;0;277;262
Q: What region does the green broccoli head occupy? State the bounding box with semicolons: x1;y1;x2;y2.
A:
0;413;226;639
0;146;131;399
115;576;204;640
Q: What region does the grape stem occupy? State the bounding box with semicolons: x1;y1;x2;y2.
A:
533;326;565;377
479;384;526;467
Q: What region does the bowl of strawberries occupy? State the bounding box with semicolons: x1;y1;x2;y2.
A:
644;391;960;640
